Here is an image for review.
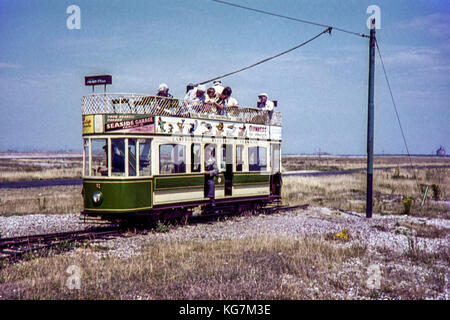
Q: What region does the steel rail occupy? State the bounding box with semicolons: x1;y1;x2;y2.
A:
0;226;122;261
0;204;309;261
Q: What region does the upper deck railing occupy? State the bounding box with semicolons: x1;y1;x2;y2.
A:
82;93;282;126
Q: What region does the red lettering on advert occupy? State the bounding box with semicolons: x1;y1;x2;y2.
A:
249;125;266;132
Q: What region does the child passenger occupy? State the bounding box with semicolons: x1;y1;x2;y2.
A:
203;87;217;112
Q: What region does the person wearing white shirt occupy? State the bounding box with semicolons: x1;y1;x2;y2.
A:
184;85;207;112
257;93;274;111
212;80;224;98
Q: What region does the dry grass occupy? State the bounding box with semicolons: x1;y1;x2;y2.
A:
0;153;448;218
0;153;448;300
0;186;83;216
281;155;449;219
282;155;450;172
282;166;450;218
0;233;447;300
0;236;368;299
0;154;82;182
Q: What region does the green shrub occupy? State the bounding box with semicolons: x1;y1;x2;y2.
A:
155;220;171;233
402;197;413;215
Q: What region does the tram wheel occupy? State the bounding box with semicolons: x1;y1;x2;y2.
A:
252;202;262;215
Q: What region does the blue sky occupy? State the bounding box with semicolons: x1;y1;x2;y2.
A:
0;0;449;155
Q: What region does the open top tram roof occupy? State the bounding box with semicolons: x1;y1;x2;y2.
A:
82;93;282;127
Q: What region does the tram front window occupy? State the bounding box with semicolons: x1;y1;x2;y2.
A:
139;139;151;176
111;138;125;176
128;139;137;176
83;139;89;177
91;139;108;176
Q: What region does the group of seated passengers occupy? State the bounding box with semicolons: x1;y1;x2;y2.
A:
155;80;274;115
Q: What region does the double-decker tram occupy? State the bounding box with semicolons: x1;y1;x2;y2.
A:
81;82;282;224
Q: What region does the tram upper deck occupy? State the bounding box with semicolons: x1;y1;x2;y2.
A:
82;93;282;129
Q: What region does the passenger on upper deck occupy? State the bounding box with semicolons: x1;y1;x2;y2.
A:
184;84;206;112
216;86;240;116
156;83;173;98
257;93;274;111
203;87;218;112
212;80;224;98
216;86;231;116
205;87;216;103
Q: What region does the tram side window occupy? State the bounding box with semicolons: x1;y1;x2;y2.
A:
160;144;186;174
221;145;226;171
271;144;281;174
91;139;108;176
83;139;89;177
249;146;267;171
128;139;137;177
204;144;217;169
236;145;244;172
191;144;201;173
111;138;126;176
221;144;233;171
139;139;151;176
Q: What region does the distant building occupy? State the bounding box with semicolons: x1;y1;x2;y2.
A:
436;146;446;156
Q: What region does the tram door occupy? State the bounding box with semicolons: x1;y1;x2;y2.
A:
270;144;282;197
204;144;217;199
222;144;233;196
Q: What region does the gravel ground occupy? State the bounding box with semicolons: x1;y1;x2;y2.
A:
2;206;447;259
0;214;104;238
90;206;449;260
1;207;448;299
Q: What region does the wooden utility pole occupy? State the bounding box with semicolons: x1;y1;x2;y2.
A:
366;19;376;218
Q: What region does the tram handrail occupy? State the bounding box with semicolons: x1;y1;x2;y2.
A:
82;93;282;126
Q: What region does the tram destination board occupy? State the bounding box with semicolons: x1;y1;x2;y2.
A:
84;75;112;86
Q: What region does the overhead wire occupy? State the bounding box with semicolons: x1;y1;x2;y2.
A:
198;26;332;85
211;0;369;38
208;1;421;191
375;38;421;192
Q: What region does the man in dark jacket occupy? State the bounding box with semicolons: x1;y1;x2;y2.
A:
204;147;218;206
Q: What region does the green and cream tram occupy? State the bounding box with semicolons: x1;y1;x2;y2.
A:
81;91;282;223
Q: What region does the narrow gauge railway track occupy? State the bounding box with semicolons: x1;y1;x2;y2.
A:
0;226;122;262
0;203;309;262
191;203;309;223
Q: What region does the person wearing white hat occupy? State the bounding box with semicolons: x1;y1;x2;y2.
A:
257;93;274;111
184;84;207;112
156;83;173;98
212;80;224;97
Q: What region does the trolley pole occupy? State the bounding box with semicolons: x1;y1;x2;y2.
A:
366;19;376;218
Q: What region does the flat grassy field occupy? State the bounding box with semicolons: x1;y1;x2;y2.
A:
0;152;448;300
1;152;448;218
0;151;82;182
282;155;449;218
